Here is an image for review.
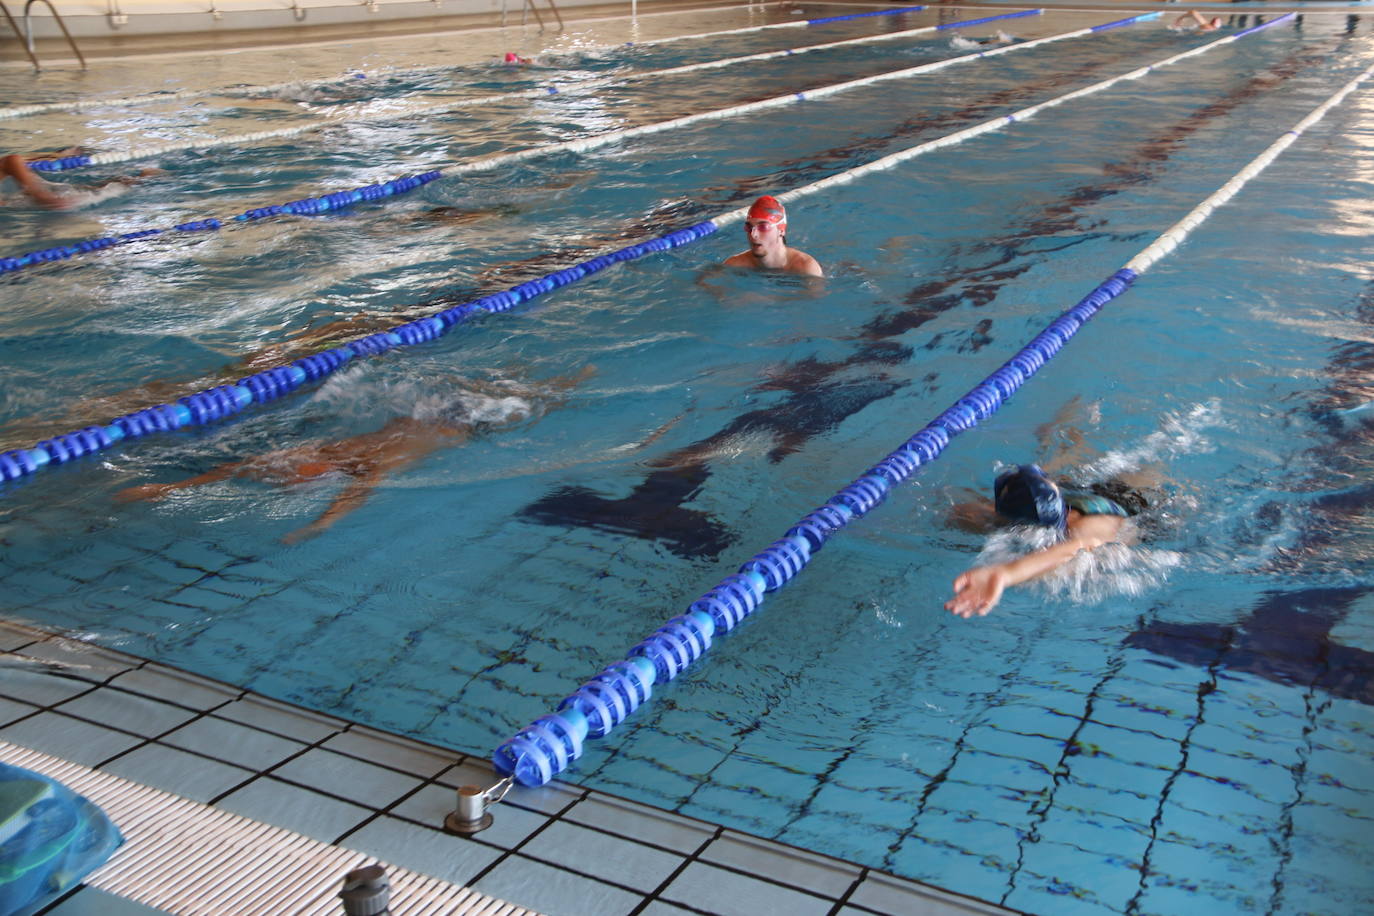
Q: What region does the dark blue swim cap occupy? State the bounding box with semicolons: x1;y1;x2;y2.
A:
994;464;1067;530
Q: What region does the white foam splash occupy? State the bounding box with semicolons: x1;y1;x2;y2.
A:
975;524;1183;606
1067;398;1224;485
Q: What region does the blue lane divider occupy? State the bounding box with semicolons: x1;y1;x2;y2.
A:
0;220;719;486
0;171;444;276
491;266;1139;787
806;3;926;25
933;8;1042;30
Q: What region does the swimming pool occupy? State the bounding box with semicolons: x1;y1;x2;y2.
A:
2;6;1372;914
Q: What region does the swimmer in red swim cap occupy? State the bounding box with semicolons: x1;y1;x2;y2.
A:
723;195;823;277
503;51;532;65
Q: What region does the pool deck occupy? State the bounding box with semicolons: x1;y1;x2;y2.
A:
1;617;1016;915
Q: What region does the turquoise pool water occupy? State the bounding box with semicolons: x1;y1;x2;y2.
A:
2;8;1372;914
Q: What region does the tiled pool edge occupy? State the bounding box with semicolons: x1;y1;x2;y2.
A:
0;617;1018;916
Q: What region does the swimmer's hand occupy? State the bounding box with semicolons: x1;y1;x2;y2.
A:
945;566;1008;618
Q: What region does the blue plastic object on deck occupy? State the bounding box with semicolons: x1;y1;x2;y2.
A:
0;762;123;915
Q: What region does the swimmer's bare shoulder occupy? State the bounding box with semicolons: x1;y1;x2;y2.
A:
720;249;824;277
787;248;824;278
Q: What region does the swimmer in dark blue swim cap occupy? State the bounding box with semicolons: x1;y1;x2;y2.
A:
945;464;1140;618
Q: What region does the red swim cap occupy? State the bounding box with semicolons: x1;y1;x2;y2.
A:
747;195;787;225
504;52;520;62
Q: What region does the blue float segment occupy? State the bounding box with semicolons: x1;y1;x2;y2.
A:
785;502;854;553
1091;12;1159;31
739;535;812;592
1234;11;1294;38
437;303;482;327
174;219;222;233
807;4;924;25
0;447;50;481
28;155;94;173
178;385;251;425
278;170;444;217
238;366;306;404
393;317;446;346
493;709;590;786
113;403;189;439
934;8;1041;30
556;658;656;739
830;474;891;517
293;348;353;382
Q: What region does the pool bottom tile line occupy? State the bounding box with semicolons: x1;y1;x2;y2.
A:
0;617;1017;916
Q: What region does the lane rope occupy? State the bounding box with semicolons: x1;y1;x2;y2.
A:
34;9;1047;174
0;14;1288;489
5;8;1152;276
494;14;1371;788
0;3;928;123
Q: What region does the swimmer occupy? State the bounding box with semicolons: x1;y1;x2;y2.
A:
949;30;1017;50
944;464;1149;618
118;366;594;543
1172;11;1223;31
723;195;824;277
0;152;159;210
502;51;533;65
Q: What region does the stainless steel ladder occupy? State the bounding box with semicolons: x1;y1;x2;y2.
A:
501;0;563;31
2;0;87;71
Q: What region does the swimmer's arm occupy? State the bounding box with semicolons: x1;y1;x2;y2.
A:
695;262;733;300
116;461;246;502
944;515;1123;618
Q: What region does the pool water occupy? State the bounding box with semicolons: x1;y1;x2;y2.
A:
2;7;1373;914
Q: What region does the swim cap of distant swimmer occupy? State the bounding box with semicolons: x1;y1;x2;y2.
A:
993;464;1067;531
504;52;521;62
747;195;787;227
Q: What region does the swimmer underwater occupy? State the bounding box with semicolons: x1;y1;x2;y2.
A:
723;195;824;277
945;464;1143;618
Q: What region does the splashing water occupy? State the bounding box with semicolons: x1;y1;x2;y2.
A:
1067;398;1224;485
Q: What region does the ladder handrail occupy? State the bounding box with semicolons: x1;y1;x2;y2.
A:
21;0;87;70
0;0;43;70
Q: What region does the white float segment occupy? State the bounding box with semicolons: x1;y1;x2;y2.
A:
83;11;1042;170
0;0;907;122
1126;60;1374;274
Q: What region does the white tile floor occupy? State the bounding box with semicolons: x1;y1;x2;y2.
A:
1;617;1015;916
